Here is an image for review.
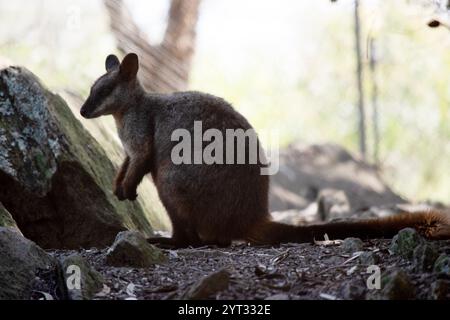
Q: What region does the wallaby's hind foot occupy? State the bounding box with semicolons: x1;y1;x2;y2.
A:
147;236;198;249
147;237;179;249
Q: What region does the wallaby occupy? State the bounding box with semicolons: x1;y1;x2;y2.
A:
81;53;450;248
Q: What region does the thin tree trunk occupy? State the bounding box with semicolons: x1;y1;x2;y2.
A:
354;0;367;159
103;0;202;92
369;37;380;166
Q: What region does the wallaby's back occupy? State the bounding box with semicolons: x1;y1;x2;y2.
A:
149;91;269;246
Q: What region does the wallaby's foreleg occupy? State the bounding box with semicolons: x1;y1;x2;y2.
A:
118;156;150;201
114;156;130;200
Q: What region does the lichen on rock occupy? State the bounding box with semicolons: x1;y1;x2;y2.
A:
0;202;20;232
106;231;167;268
390;228;425;260
59;254;104;300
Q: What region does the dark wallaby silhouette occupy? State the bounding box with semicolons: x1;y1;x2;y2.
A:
81;53;450;247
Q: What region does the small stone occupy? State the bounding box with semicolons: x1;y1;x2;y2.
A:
390;228;425;260
59;254;103;300
341;282;366;300
433;254;450;276
341;238;364;253
377;270;416;300
106;231;167;268
412;244;438;272
184;269;230;300
359;252;380;265
430;280;449;300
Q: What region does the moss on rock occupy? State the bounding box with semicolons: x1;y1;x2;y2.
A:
0;202;20;232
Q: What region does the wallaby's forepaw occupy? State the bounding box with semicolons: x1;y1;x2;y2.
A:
123;185;138;201
114;184;137;201
126;192;138;201
114;185;126;201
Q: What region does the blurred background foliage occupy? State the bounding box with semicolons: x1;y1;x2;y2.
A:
0;0;449;205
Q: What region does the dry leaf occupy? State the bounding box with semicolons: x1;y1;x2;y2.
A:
270;249;290;265
314;234;343;246
346;265;358;275
342;251;364;265
319;293;337;300
125;297;138;300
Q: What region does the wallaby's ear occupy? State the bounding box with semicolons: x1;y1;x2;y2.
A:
120;53;139;80
105;54;120;72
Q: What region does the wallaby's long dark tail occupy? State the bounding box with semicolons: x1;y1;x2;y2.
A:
247;210;450;245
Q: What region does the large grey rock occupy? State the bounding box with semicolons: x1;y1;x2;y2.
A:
106;231;167;268
269;143;405;213
0;227;58;299
0;67;153;249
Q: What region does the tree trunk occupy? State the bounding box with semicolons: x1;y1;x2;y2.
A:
103;0;202;92
369;37;380;166
354;0;367;159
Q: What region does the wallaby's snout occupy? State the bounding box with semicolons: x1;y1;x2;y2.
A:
80;53;140;119
80;107;89;119
80;98;95;119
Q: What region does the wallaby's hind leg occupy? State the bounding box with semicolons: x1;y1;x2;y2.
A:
148;222;202;248
147;201;204;248
147;236;183;249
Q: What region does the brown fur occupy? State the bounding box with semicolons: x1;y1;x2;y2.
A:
247;210;450;244
81;53;450;248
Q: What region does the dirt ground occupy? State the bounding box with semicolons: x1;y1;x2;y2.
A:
48;238;450;300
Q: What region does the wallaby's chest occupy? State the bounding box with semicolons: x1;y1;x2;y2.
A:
115;113;152;157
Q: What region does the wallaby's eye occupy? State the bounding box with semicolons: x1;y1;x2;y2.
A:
89;73;118;106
